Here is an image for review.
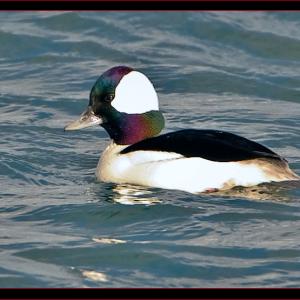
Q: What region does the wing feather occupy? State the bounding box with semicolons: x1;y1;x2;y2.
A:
120;129;283;162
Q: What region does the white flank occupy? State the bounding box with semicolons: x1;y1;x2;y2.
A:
96;142;276;194
111;71;159;114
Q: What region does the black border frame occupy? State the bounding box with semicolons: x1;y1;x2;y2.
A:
1;0;300;10
1;286;300;298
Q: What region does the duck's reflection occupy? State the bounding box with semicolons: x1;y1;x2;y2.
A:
92;180;299;204
110;184;161;205
206;180;300;202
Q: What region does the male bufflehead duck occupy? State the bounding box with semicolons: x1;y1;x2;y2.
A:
65;66;299;194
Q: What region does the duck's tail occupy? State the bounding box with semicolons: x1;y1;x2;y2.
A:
245;157;300;182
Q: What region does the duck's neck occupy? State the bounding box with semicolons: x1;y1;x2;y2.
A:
101;110;165;145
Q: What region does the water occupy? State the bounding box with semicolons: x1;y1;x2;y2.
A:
1;12;300;287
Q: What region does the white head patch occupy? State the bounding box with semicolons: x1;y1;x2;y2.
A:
111;71;159;114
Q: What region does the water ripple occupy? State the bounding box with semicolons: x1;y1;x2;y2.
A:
1;11;300;287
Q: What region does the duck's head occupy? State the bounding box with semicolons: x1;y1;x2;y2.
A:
65;66;165;145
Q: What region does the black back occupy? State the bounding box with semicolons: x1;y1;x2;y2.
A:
120;129;283;162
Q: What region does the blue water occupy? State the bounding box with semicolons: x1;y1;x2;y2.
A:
1;12;300;287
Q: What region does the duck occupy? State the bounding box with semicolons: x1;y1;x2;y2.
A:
65;66;299;194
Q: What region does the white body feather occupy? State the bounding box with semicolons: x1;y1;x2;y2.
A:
96;142;277;194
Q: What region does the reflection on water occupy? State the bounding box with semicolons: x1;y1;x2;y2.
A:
209;181;300;202
92;237;126;244
111;184;161;205
81;270;109;283
90;179;300;204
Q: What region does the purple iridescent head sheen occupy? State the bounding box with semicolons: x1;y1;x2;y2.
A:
99;66;133;91
103;66;133;81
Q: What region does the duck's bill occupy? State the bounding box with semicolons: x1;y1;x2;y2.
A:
64;106;102;131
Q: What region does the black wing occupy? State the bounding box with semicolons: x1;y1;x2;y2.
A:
120;129;283;162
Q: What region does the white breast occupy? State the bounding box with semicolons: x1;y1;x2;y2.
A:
96;142;273;194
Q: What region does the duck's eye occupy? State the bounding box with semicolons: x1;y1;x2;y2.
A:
104;94;115;102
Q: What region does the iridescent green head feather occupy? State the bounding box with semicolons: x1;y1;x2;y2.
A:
65;66;165;145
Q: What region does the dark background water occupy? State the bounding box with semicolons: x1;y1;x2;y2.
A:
1;12;300;287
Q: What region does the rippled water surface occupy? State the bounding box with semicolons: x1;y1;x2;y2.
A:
1;12;300;287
